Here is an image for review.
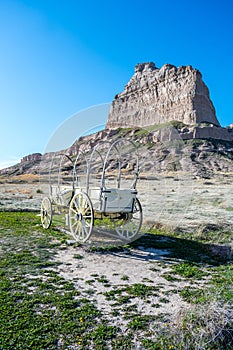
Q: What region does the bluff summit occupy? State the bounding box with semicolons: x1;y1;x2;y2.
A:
107;62;220;128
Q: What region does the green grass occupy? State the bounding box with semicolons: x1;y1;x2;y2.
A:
178;264;233;304
0;212;119;349
128;315;152;330
171;262;208;279
124;283;159;298
73;253;84;259
121;275;129;281
0;211;232;349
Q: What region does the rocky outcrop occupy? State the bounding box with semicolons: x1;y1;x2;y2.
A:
1;127;233;179
107;62;220;129
180;124;233;142
21;153;42;163
0;153;42;176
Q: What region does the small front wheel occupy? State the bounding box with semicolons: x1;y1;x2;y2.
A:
69;192;94;243
41;197;52;229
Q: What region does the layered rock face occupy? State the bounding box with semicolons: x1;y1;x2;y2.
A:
21;153;42;163
107;62;220;128
3;128;233;179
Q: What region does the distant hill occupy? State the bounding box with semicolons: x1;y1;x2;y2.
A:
1;126;233;180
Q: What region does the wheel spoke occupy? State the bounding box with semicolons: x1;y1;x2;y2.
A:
69;192;93;243
83;215;92;219
71;221;78;229
83;206;89;215
73;221;80;234
82;223;88;237
81;197;87;210
70;208;78;215
81;226;85;239
83;219;91;228
114;198;142;240
74;200;80;212
41;197;52;229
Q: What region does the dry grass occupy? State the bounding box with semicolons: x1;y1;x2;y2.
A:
4;189;15;193
12;174;40;181
4;174;40;183
168;301;233;349
17;188;33;195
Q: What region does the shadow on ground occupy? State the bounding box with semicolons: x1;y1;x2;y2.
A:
87;232;232;266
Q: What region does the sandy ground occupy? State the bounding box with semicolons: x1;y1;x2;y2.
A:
0;175;232;340
0;181;46;211
1;174;233;232
137;174;233;231
52;242;210;333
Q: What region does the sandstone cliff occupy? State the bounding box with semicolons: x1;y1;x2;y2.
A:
21;153;42;163
107;62;220;129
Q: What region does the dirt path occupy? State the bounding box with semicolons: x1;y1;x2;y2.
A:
52;240;209;333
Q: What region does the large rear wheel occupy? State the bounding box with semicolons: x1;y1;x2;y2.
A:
114;198;142;240
69;192;94;243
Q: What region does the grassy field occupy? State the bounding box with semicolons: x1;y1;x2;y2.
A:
0;212;232;349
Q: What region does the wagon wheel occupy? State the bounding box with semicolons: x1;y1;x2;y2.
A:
69;192;94;243
41;197;52;229
114;198;142;240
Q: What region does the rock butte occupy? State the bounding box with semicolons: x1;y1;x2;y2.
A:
107;62;220;128
1;62;233;177
106;62;233;141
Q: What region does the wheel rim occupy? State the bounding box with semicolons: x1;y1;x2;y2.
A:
69;192;94;242
114;198;142;240
41;197;52;229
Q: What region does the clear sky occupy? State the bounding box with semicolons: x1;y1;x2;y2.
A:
0;0;232;169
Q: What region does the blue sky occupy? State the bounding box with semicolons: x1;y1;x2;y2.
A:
0;0;232;169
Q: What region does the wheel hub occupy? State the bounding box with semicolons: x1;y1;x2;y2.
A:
76;212;83;221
